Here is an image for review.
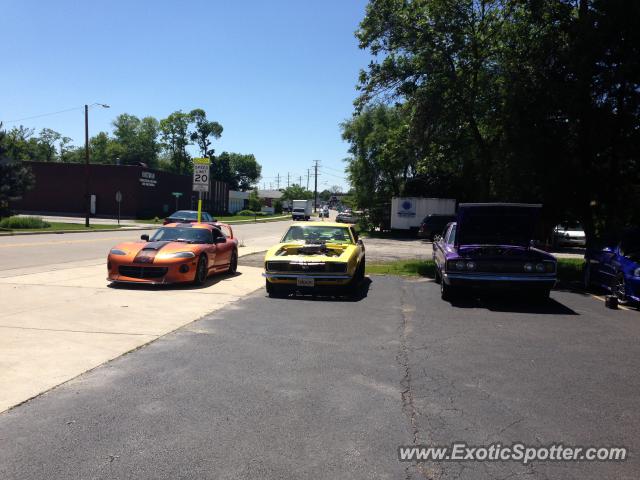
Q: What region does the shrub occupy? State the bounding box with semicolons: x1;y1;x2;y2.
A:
0;216;51;229
237;210;257;216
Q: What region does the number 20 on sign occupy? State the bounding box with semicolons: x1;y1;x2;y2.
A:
192;158;211;221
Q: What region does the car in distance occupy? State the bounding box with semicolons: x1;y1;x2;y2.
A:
263;222;365;297
108;222;238;285
418;214;457;240
336;211;359;224
164;210;216;225
433;203;557;301
552;221;586;247
584;228;640;305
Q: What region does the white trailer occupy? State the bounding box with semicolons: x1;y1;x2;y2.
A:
292;199;312;220
391;197;456;230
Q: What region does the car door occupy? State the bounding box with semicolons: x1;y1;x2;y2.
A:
211;227;232;269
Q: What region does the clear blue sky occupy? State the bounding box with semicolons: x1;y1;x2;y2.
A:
1;0;371;191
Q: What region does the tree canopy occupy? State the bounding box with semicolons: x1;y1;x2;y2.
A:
346;0;640;239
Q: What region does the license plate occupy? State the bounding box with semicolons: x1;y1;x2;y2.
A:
297;277;315;287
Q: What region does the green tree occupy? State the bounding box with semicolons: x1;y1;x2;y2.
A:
189;109;223;157
281;184;313;201
0;125;35;218
37;128;61;162
112;114;160;167
247;189;264;212
230;153;261;190
159;111;192;174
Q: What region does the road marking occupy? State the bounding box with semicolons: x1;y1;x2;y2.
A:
0;236;133;248
590;293;632;311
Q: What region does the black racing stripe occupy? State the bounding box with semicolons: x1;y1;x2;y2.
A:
134;241;172;263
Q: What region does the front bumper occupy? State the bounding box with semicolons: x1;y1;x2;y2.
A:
443;272;556;290
263;272;352;287
108;258;197;284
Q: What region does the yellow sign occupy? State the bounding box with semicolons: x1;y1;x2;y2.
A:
193;157;211;165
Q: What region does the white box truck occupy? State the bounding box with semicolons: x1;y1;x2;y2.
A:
390;197;456;230
292;199;312;220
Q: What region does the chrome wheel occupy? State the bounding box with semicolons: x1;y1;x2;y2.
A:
614;275;628;304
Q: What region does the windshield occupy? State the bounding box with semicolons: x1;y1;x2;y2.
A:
172;211;197;219
557;221;583;231
282;225;353;244
150;227;212;244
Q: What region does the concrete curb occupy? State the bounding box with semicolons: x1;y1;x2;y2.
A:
0;227;154;236
0;216;291;236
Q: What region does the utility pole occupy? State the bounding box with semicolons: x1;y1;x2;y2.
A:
306;169;310;190
84;105;90;227
276;173;280;189
287;172;290;188
312;160;320;213
299;175;302;186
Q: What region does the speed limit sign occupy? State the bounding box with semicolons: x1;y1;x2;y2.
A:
193;158;210;192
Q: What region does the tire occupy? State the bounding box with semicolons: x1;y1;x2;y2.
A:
613;274;628;305
227;250;238;274
266;279;286;298
583;262;591;291
193;255;208;286
434;265;442;284
441;279;455;301
357;256;366;280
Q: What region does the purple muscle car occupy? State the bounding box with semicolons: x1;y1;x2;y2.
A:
433;203;557;301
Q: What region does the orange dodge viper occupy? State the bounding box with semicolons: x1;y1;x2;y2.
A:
107;223;238;285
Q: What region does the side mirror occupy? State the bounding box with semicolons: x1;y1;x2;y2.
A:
141;234;149;241
214;236;226;244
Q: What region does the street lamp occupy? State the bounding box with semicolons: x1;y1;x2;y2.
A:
84;103;110;227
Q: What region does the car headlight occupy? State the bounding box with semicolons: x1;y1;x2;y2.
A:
110;248;126;255
159;251;196;259
634;267;640;277
535;263;545;272
466;261;476;270
455;260;466;270
524;263;534;272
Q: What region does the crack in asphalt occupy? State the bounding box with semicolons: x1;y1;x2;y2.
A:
398;283;440;480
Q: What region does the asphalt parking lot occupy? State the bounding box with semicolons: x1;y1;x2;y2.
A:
1;276;637;480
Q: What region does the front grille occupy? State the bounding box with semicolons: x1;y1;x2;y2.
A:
473;261;529;274
266;261;348;274
119;266;168;279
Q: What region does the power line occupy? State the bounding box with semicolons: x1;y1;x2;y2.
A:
3;104;98;124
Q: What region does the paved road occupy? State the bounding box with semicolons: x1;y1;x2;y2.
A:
1;277;637;479
0;220;295;273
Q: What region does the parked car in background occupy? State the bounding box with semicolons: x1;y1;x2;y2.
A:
433;203;557;301
552;221;586;247
164;210;216;225
108;222;238;285
584;228;640;305
336;211;359;224
418;214;457;239
263;222;365;297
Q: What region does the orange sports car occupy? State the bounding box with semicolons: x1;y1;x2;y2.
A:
107;222;238;285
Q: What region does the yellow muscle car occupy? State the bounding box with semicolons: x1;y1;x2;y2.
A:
263;222;365;297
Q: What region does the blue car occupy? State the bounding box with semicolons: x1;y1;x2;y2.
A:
584;229;640;305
